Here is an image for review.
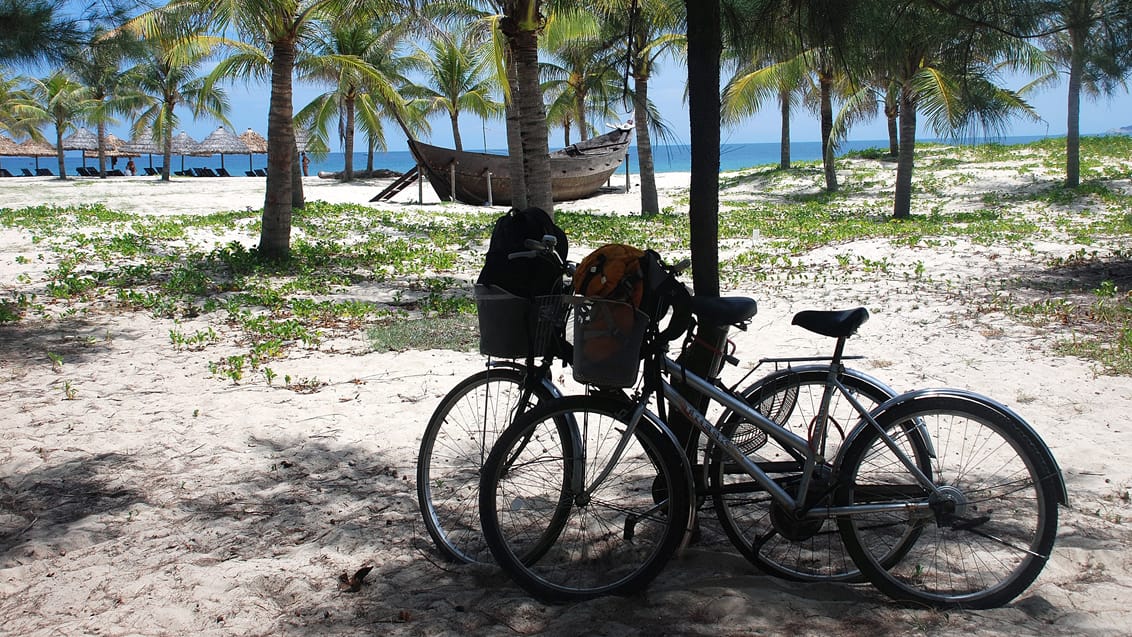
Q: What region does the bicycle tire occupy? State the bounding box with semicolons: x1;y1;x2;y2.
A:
836;393;1060;609
479;395;692;602
417;366;557;564
709;367;898;581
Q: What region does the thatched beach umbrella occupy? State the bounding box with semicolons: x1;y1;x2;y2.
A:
62;128;100;168
238;128;267;171
16;138;56;171
121;127;162;170
0;135;20;172
196;126;249;171
170;131;199;171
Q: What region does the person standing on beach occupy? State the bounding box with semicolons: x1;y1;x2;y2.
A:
126;159;136;176
301;152;310;176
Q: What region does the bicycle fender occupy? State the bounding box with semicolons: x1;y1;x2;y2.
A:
845;388;1068;506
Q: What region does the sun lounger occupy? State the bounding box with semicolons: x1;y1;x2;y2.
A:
0;168;15;177
36;168;53;177
108;169;125;177
21;168;34;176
143;167;157;176
255;169;267;177
216;168;231;177
245;170;257;177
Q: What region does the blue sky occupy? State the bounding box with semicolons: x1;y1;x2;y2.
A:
50;2;1132;151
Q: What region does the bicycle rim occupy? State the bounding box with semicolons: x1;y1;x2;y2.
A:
417;367;551;564
837;396;1059;608
480;396;691;602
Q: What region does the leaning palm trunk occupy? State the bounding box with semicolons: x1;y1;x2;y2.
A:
893;86;917;219
96;120;108;178
261;40;296;260
633;72;659;217
54;128;66;180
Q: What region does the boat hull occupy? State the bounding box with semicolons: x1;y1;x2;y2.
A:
408;128;631;206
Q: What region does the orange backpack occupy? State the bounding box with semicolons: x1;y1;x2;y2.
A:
573;243;645;306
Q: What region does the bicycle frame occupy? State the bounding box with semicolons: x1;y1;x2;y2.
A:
575;352;943;520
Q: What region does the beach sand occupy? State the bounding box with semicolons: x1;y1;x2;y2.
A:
1;167;1131;636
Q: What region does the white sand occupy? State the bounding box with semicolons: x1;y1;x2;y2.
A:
1;167;1130;635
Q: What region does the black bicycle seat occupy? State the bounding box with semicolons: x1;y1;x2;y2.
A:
791;307;870;338
690;296;758;327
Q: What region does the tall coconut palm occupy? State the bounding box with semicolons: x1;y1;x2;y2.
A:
403;31;504;152
1034;0;1132;186
68;29;148;178
141;0;402;261
296;18;414;181
125;27;229;182
723;49;810;170
591;0;684;216
541;9;622;145
14;71;96;179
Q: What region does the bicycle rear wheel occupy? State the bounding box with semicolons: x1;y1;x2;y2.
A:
709;367;895;581
479;395;692;602
836;394;1060;609
417;366;556;564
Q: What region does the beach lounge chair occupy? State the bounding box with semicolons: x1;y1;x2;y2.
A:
245;170;256;177
36;168;53;177
216;168;231;177
143;167;157;176
108;169;125;177
0;168;14;177
255;168;267;177
74;167;88;177
199;167;219;177
21;168;34;176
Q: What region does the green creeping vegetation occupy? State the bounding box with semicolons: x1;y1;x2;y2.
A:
1;136;1129;377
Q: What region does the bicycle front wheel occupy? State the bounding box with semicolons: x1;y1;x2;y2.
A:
479;395;692;602
836;394;1060;609
710;367;895;581
417;366;556;564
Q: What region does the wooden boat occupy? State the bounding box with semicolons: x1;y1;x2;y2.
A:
407;126;632;206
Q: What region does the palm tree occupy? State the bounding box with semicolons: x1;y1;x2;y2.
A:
500;0;554;214
590;0;684;217
125;27;229;182
403;31;504;152
296;18;414;181
141;0;402;261
68;29;148;178
723;49;810;169
14;71;96;179
861;1;1040;219
1037;0;1132;186
0;0;83;65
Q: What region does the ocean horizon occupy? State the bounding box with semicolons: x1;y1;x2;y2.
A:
0;134;1064;179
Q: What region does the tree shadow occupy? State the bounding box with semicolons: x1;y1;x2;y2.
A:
0;452;145;557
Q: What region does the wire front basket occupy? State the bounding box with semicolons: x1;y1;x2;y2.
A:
571;297;649;388
475;285;569;358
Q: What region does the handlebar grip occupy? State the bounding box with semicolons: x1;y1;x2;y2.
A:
671;259;691;274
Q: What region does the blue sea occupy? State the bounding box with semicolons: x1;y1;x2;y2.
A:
0;135;1054;178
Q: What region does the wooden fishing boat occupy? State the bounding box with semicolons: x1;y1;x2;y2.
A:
407;126;632;206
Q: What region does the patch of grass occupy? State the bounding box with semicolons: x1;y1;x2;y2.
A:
368;314;479;352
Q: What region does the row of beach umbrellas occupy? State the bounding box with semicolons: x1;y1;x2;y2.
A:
1;126;315;173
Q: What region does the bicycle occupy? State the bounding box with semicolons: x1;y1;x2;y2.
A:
418;241;898;570
478;251;1067;608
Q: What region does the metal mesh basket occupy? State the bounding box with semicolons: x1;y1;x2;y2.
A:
475;285;569;358
571;297;649;387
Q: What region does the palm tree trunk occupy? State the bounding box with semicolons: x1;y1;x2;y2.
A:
673;0;728;467
819;68;838;192
97;120;107;178
575;91;587;142
504;6;552;216
161;129;172;182
633;71;659;217
885;88;899;157
893;85;917;219
292;145;304;209
451;111;463;152
344;95;356;182
366;136;375;173
54;127;66;180
778;87;791;169
261;39;296;260
504;54;527;209
1066;21;1084;188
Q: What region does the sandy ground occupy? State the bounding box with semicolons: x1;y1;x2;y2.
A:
1;167;1131;636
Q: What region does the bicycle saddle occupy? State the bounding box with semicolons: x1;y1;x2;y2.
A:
690;296;758;327
791;307;870;338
